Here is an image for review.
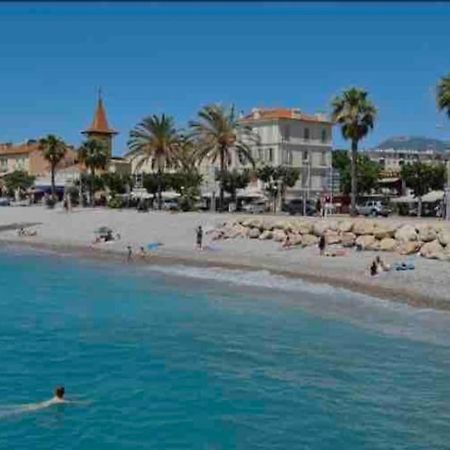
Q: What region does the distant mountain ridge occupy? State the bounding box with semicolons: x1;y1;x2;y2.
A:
376;136;450;152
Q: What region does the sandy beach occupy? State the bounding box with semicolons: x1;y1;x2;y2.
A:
1;205;450;310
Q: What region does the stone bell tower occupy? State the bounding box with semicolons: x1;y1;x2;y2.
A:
81;89;118;158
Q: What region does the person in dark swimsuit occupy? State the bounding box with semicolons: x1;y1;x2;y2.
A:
196;226;203;250
318;235;326;256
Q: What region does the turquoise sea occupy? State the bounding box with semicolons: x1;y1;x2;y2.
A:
1;247;450;449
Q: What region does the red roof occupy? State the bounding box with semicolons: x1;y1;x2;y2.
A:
82;97;117;135
240;108;332;124
0;142;39;156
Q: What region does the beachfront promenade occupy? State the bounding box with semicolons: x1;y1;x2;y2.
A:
1;205;450;310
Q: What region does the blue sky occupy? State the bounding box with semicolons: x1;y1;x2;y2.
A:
1;2;450;155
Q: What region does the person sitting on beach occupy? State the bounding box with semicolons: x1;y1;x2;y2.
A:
318;235;326;256
282;234;292;249
370;260;379;277
375;255;390;272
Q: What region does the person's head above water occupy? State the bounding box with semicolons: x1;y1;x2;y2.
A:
54;386;65;399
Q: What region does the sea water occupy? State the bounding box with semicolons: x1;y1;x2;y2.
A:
1;248;450;449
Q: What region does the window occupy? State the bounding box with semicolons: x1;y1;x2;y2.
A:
304;128;310;140
303;150;309;162
283;150;293;165
320;151;326;166
0;158;7;171
258;148;263;161
379;158;385;169
268;147;274;163
321;129;327;143
282;125;290;141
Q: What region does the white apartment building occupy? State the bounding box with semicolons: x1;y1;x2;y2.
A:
235;107;333;200
365;148;446;175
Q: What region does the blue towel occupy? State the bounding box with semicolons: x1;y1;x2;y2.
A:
147;243;163;251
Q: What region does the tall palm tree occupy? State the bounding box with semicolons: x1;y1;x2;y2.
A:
437;72;450;118
189;104;256;211
79;138;109;206
128;114;180;209
331;88;377;216
39;134;67;201
175;135;199;172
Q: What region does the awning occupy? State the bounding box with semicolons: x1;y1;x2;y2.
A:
391;195;417;204
421;190;444;203
378;177;400;184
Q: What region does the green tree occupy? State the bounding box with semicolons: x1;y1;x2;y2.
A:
217;169;251;202
332;150;380;195
170;169;203;211
401;162;446;216
256;165;300;212
79;138;109;206
128;114;180;210
101;172;132;195
39;134;67;201
142;172;172;205
331;88;377;215
3;170;35;198
189;104;256;211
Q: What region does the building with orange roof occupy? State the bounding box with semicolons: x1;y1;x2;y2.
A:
199;107;333;202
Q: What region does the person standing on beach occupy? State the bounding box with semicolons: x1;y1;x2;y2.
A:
127;246;133;262
139;246;147;260
318;235;326;256
196;226;203;250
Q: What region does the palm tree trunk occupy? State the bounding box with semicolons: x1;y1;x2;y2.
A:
90;168;95;207
51;165;56;201
350;140;358;216
157;169;162;210
418;196;422;217
219;147;226;212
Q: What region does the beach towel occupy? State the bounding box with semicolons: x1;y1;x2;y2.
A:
147;243;163;251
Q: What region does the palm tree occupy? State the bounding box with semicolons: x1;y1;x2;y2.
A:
437;73;450;117
128;114;180;210
39;134;67;201
189;104;256;211
331;88;377;216
79;138;109;206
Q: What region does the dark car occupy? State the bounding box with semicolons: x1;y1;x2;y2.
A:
282;199;315;216
0;197;11;206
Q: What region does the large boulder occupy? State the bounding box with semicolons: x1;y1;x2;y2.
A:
296;222;313;235
373;224;397;240
289;234;303;246
353;221;375;236
438;230;450;247
341;232;356;247
259;230;273;240
420;240;443;259
272;221;287;230
327;220;339;232
417;225;437;243
355;235;376;250
337;220;354;233
272;229;286;242
379;238;397;252
313;221;329;237
324;230;341;245
395;225;418;243
302;234;319;247
397;241;421;255
248;228;261;239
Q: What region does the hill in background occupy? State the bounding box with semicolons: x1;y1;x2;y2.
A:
376;136;450;152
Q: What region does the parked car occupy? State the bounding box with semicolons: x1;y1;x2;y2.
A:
357;200;391;217
0;197;11;206
282;199;315;216
161;199;180;211
241;199;268;214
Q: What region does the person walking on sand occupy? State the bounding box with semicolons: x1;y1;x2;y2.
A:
127;246;133;262
318;235;326;256
196;226;203;250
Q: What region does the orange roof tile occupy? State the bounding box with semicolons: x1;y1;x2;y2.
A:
240;108;332;124
82;97;117;135
0;142;39;156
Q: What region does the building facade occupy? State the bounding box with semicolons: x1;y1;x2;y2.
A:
0;140;78;178
236;108;333;200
